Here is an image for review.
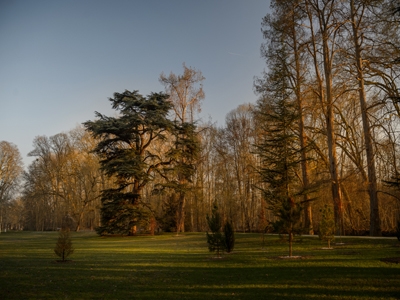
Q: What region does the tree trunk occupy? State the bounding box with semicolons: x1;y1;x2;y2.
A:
350;0;381;236
305;0;343;235
289;232;293;257
321;16;343;235
176;193;185;234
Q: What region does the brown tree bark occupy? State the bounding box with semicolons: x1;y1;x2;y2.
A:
349;0;381;236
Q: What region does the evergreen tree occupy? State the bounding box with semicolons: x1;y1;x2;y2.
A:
224;220;235;253
318;205;335;248
257;201;269;249
84;90;173;235
156;122;200;234
256;47;304;257
54;228;74;262
206;202;225;257
160;194;179;232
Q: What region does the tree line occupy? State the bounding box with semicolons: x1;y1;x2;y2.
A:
1;0;400;236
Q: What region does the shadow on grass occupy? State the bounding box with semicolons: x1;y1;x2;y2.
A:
1;232;400;299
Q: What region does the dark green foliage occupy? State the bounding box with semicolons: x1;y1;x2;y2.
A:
156;122;200;233
257;201;270;249
54;229;74;262
160;194;179;232
223;220;235;253
206;202;225;257
319;205;335;248
159;122;200;192
256;47;304;256
383;176;400;241
84;90;173;235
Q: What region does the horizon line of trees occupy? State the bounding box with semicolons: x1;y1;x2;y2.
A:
1;0;400;236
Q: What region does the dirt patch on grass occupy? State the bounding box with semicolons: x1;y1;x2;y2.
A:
269;255;312;260
207;256;230;260
313;247;335;250
380;257;400;264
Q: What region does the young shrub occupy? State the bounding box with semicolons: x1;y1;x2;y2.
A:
224;220;235;253
206;202;225;257
54;228;74;262
271;197;303;256
257;202;269;249
319;205;335;248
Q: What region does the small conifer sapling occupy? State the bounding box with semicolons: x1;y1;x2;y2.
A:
258;202;269;249
54;228;74;262
224;220;235;253
206;202;225;257
319;205;335;248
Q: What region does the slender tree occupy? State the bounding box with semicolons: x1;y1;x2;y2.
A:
318;205;335;248
256;47;304;257
0;141;23;233
54;228;74;262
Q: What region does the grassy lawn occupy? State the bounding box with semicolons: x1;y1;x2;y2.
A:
0;231;399;300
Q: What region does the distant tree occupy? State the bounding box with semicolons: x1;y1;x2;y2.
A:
223;220;235;253
318;205;335;248
0;141;23;233
160;64;205;234
206;202;225;257
54;228;74;262
84;90;173;236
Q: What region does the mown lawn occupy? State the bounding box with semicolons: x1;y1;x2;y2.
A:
0;231;399;299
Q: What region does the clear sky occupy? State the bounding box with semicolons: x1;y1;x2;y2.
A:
0;0;270;168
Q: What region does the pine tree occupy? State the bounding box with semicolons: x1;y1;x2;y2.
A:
318;205;335;248
54;228;74;262
84;90;173;235
206;202;225;257
224;220;235;253
256;46;304;257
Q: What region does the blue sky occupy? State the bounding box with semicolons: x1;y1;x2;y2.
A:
0;0;270;167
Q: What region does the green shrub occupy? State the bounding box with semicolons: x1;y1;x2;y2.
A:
206;202;225;257
224;220;235;253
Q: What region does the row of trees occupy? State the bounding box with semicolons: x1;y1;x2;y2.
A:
2;0;400;236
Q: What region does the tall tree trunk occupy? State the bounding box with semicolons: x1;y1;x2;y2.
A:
176;192;185;234
291;13;313;234
350;0;381;236
306;0;343;234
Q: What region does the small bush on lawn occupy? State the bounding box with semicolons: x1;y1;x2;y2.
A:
54;228;74;262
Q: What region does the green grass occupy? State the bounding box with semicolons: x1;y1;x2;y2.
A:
0;231;399;299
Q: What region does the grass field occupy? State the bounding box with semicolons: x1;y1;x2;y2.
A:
0;231;399;299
